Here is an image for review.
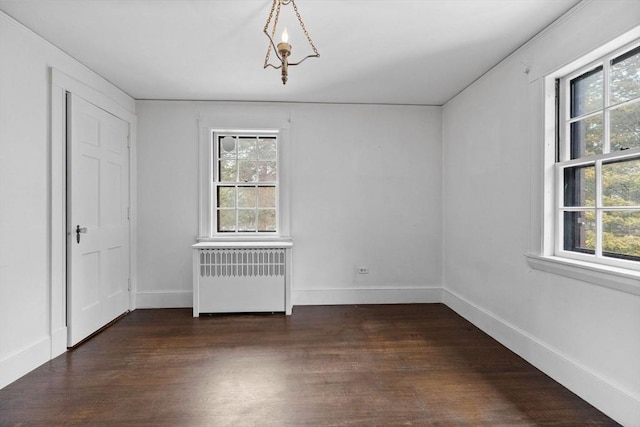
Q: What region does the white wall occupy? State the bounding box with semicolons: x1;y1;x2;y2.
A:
0;12;134;388
135;101;443;307
442;1;640;425
3;2;638;424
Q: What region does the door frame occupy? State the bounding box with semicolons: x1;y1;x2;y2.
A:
50;68;137;357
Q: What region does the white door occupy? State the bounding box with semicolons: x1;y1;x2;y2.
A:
67;93;130;346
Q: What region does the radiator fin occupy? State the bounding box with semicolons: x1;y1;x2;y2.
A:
199;249;286;278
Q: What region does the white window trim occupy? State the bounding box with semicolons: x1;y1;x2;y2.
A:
197;114;292;243
526;254;639;295
528;27;640;295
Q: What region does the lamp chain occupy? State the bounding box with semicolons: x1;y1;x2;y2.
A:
263;0;281;67
291;0;319;56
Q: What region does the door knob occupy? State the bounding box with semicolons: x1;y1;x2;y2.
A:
76;225;88;243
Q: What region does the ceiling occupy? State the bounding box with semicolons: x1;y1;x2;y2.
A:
0;0;581;105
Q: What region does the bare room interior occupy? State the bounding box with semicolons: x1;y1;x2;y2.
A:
0;0;638;425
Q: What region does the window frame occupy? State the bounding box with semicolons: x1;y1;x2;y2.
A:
555;41;640;270
211;130;280;235
528;29;640;295
198;116;291;242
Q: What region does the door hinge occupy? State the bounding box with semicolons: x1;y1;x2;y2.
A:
127;207;130;220
127;135;131;149
128;278;131;291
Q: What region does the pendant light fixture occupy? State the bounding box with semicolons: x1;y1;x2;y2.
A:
263;0;320;85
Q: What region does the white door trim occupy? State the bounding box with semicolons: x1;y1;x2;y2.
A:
50;68;137;358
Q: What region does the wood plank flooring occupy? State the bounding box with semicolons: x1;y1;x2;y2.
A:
0;304;619;426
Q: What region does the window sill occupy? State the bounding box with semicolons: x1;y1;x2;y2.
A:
526;254;640;295
194;236;293;249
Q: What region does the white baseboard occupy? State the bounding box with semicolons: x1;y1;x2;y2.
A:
293;287;443;306
442;288;639;427
135;290;192;308
139;287;442;308
50;326;67;359
0;336;51;389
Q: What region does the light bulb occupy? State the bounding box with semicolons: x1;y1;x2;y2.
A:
281;27;289;44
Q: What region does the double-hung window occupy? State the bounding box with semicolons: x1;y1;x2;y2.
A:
197;113;291;244
555;42;640;269
212;131;279;234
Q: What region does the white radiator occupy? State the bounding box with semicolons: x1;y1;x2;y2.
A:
192;242;292;316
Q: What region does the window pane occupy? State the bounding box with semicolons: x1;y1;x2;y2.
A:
563;211;596;253
238;209;256;231
257;186;276;208
570;67;603;118
257;209;276;232
217;186;236;208
610;102;640;152
238;137;257;159
570;114;603;159
603;210;640;260
238;160;257;182
610;46;640;105
258;161;277;182
217;210;235;232
258;138;277;160
213;132;278;236
564;165;595;207
603;158;640;206
219;136;236;158
219;160;237;181
237;187;256;208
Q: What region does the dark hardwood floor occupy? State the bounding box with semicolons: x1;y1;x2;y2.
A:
0;304;618;426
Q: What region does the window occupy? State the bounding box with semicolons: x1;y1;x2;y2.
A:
198;114;291;241
555;43;640;269
212;131;279;234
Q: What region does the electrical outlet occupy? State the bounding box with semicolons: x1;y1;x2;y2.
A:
357;267;369;274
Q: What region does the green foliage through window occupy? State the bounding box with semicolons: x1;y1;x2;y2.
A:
561;44;640;263
214;134;278;233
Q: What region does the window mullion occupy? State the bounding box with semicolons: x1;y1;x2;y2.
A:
561;79;571;161
212;138;219;234
235;182;240;233
211;182;217;236
555;164;564;255
603;59;611;154
566;109;603;124
595;159;603;258
598;57;608;259
234;142;239;232
254;183;259;233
